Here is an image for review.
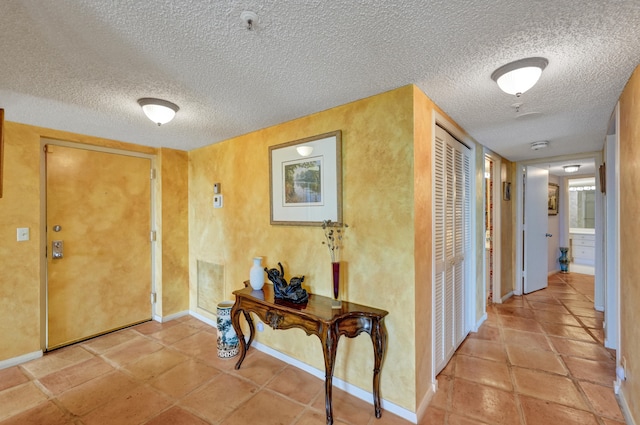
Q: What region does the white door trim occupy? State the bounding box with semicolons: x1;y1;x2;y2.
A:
483;150;502;305
604;103;620;353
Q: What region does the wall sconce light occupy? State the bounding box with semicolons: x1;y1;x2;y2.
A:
138;98;179;126
563;165;580;173
296;146;314;156
491;57;548;97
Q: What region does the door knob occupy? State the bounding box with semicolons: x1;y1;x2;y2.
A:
545;233;552;237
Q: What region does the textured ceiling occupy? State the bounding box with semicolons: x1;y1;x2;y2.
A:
1;1;639;161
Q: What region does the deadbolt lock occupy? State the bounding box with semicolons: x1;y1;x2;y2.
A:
52;240;64;259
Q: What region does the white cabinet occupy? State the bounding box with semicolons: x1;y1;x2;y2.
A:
570;232;595;266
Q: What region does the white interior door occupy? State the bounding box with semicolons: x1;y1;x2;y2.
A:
524;165;549;294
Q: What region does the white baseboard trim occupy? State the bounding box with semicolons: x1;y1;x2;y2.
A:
414;380;436;423
0;350;43;370
617;386;637;425
189;310;217;328
474;313;487;332
251;340;418;424
501;291;514;302
154;310;190;323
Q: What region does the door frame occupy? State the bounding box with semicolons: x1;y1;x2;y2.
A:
605;103;620;353
39;139;158;350
515;153;604;299
483;149;502;304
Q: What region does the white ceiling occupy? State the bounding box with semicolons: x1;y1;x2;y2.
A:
1;1;639;162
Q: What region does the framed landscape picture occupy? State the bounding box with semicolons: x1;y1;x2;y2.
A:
269;130;342;226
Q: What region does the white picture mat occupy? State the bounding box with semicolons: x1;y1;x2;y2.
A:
270;131;341;225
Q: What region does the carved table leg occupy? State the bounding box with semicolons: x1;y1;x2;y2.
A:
371;318;387;418
321;326;339;425
231;304;249;370
243;311;255;350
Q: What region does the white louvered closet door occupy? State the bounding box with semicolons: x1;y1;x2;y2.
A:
434;125;471;374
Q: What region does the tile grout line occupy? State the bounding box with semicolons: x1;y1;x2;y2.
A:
542;278;602;422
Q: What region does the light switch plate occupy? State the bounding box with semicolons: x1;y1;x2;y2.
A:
17;227;30;242
213;194;223;208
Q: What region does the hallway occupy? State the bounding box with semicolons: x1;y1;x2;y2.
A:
0;273;625;424
425;272;624;424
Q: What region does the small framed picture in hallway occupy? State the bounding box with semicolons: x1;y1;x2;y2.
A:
548;183;559;215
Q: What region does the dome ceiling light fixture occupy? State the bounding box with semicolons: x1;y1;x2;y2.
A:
138;98;179;126
530;140;549;151
491;57;549;97
563;164;581;173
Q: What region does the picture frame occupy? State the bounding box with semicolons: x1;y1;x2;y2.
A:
502;181;511;201
269;130;342;226
548;183;559;215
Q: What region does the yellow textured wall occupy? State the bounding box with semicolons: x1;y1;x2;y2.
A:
0;122;188;362
159;148;189;315
188;85;480;413
0;122;42;359
413;86;433;408
189;86;418;410
618;64;640;423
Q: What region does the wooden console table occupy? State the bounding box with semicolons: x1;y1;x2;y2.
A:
230;283;388;425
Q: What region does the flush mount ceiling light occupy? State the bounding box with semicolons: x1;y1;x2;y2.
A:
530;140;549;151
296;146;314;156
563;164;581;173
138;98;179;126
491;57;548;97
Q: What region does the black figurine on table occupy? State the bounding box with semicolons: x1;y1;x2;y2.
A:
264;262;309;304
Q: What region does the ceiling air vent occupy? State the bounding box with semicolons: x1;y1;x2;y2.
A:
530;141;549;151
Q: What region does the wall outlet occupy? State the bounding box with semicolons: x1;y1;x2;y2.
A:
213;194;223;208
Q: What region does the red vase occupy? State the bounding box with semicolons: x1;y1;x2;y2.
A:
332;261;340;299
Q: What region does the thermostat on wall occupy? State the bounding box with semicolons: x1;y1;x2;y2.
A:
213;194;223;208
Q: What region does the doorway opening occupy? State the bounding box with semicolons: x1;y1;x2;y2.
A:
483;152;501;307
568;177;596;275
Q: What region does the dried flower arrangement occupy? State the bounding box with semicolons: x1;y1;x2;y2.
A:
321;219;348;262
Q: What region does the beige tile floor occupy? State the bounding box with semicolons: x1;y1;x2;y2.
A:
0;273;626;425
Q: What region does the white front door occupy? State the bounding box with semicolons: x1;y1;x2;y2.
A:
524;165;549;294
